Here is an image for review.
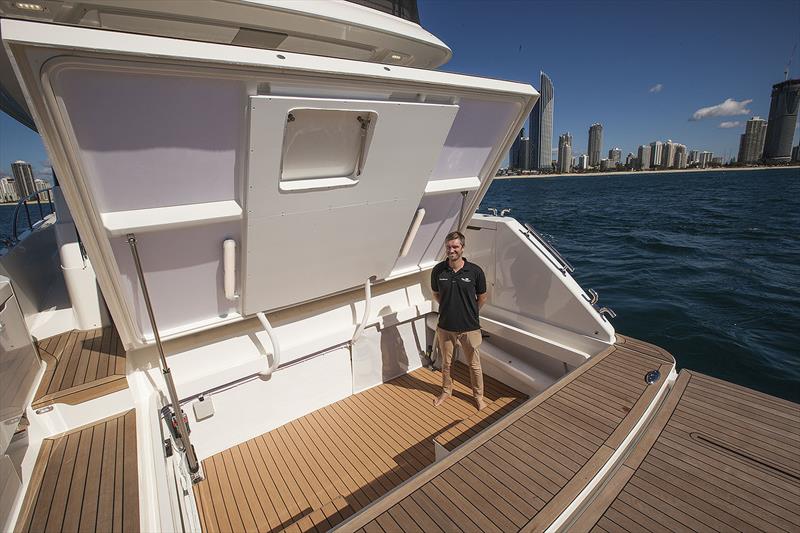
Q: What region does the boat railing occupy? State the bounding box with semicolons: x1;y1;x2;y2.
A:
521;222;575;275
9;186;55;244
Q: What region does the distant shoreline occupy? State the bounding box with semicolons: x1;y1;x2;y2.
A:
495;165;800;180
0;200;53;206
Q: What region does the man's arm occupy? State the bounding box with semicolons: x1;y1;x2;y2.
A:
477;292;488;310
431;265;440;304
476;267;488;310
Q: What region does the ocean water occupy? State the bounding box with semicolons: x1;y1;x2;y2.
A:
0;202;54;245
481;167;800;403
2;170;798;402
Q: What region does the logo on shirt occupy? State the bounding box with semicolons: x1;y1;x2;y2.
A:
461;277;471;282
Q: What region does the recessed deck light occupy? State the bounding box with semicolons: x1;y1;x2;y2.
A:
14;2;44;11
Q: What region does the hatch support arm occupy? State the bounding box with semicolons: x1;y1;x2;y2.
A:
126;234;201;478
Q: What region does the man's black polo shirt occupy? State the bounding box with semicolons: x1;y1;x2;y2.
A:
431;259;486;332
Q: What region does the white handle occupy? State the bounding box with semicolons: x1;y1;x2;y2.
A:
223;239;237;300
256;312;281;378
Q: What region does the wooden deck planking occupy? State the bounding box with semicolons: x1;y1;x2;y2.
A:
570;370;800;533
343;338;674;532
190;332;800;532
14;410;139;533
193;363;528;532
33;326;128;408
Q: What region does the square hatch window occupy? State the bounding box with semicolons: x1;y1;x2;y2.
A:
280;108;376;191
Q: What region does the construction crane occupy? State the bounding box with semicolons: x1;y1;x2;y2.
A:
785;42;797;81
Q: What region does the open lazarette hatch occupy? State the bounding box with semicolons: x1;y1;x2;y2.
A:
2;19;538;350
2;17;543;532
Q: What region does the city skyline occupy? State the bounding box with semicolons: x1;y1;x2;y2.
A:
419;0;800;162
502;70;800;170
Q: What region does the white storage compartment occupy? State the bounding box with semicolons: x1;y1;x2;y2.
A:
0;278;40;454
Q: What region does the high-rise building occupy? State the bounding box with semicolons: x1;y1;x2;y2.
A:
737;116;768;164
688;150;700;165
509;129;524;169
11;160;36;199
793;144;800;162
637;144;651;170
529;72;554;170
0;177;19;202
659;141;670;169
608;147;622;164
33;178;50;202
675;144;688;169
763;79;800;163
520;136;531;170
698;151;713;168
557;133;572;173
588;123;603;167
625;153;635;168
649;141;663;167
577;154;589;170
660;140;684;169
599;158;613;171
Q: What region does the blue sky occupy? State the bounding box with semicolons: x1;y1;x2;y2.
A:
1;0;799;178
419;0;800;161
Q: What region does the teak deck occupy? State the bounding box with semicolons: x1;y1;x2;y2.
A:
569;369;800;533
192;363;528;533
343;335;676;533
33;326;128;409
14;410;139;533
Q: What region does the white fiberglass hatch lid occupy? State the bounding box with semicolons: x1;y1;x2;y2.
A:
2;19;537;347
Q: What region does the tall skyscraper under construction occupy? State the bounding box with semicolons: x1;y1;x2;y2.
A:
763;79;800;163
529;72;554;171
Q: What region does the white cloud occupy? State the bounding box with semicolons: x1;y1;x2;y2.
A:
649;84;663;93
718;121;741;129
690;98;752;121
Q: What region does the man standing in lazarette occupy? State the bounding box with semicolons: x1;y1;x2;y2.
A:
431;231;488;411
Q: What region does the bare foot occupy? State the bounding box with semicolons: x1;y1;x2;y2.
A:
434;392;450;407
475;396;487;411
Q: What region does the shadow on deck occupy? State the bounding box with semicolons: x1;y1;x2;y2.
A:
33;326;128;409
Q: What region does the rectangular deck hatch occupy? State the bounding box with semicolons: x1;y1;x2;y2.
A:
2;19;537;347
